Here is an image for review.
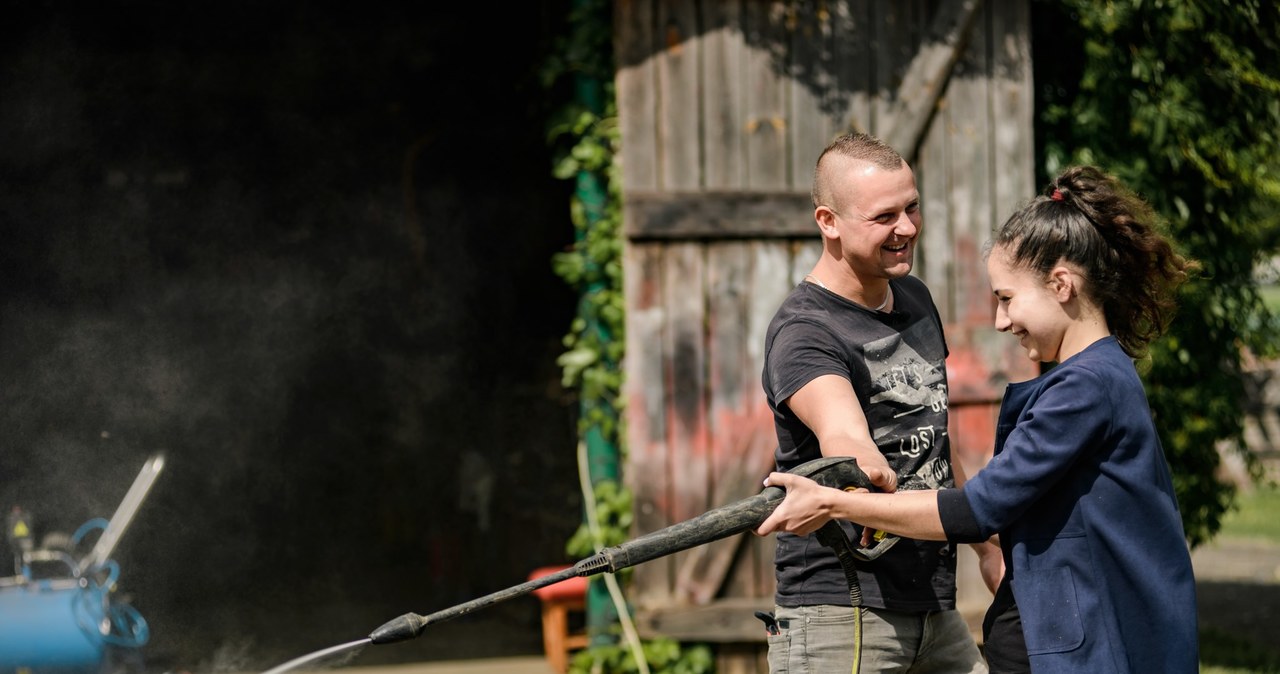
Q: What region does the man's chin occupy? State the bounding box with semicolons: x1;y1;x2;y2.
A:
885;262;914;278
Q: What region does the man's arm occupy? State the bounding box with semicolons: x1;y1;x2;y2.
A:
785;373;897;493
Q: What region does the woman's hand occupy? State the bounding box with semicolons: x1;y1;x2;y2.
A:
753;472;846;537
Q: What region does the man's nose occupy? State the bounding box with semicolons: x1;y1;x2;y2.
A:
894;212;919;236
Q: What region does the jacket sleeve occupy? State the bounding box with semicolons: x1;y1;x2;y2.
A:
937;488;985;543
957;364;1111;539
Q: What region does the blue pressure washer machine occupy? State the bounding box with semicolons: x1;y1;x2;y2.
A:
0;454;164;674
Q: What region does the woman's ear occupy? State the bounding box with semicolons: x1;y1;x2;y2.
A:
1050;266;1077;302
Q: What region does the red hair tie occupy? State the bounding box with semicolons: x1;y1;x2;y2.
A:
1050;188;1064;201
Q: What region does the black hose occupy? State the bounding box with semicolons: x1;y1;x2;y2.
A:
815;518;866;672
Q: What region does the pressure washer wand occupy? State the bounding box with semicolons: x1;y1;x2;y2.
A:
369;455;886;645
370;485;784;643
369;564;583;644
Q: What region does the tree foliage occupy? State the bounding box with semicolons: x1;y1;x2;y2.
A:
1035;0;1280;545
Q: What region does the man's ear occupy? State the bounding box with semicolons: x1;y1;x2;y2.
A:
815;206;839;239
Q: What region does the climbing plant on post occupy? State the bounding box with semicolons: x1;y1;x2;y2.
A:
543;2;713;672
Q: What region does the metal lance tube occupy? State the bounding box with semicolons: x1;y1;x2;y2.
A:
369;565;581;644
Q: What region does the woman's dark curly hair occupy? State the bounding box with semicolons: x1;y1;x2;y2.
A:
988;165;1198;358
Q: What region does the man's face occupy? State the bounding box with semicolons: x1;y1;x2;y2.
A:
820;161;921;281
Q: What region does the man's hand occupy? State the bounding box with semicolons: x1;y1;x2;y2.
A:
972;538;1005;594
859;463;897;494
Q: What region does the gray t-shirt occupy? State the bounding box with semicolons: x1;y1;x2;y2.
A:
762;274;957;611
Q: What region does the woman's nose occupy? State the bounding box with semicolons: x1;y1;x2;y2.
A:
993;306;1011;332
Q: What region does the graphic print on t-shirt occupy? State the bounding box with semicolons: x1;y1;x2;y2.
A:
863;317;949;491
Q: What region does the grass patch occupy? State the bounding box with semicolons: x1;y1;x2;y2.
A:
1220;481;1280;543
1200;626;1280;673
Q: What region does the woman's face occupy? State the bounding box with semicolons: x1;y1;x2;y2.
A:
986;244;1070;363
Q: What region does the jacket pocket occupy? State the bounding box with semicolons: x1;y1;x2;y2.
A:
1016;565;1084;655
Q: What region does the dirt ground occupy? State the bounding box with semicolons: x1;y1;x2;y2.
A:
251;536;1280;674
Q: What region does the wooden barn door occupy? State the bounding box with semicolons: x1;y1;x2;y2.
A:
615;0;1036;667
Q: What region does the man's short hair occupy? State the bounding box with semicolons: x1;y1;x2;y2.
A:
812;132;906;208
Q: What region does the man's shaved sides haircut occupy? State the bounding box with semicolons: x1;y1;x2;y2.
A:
811;132;906;209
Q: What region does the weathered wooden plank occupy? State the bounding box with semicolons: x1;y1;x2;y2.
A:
869;0;918;136
741;241;795;598
830;0;875;136
949;0;1039;417
880;0;985;161
789;236;822;285
917;90;954;320
663;242;710;598
624;241;676;607
742;1;789;189
676;242;757;604
700;3;747;189
986;0;1038;390
990;0;1035;227
679;241;793;604
657;0;702;190
946;0;993;327
616;0;659;192
636;597;773;642
624;191;815;240
788;0;839;192
717;643;769;674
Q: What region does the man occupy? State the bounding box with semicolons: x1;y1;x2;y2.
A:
759;132;998;673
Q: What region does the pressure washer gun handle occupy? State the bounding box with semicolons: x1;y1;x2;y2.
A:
853;528;898;562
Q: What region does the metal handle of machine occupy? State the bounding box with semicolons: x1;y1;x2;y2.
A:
78;453;165;576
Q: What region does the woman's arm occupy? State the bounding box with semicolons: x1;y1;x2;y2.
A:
753;471;946;540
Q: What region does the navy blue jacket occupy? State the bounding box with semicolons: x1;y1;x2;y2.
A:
938;337;1198;672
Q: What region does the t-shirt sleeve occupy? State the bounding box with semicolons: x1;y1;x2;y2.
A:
767;319;849;403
